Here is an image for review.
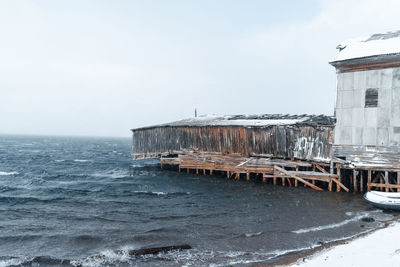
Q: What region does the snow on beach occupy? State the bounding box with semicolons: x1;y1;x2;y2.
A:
288;221;400;267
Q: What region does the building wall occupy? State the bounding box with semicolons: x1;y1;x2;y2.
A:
334;67;400;147
132;125;333;162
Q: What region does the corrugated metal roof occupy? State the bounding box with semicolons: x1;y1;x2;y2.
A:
131;114;335;131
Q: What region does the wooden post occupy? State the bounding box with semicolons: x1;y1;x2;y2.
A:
246;172;250;181
367;170;371;191
353;170;357;193
336;167;341;192
385;171;389;192
187;168;190;173
397;172;400;193
203;169;206;175
380;173;384;191
196;168;199;175
235;172;240;180
312;165;316;185
273;167;277;185
295;167;299;187
262;173;267;183
360;171;364;192
227;170;230;178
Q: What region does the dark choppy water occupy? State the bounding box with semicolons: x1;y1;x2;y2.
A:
0;135;395;266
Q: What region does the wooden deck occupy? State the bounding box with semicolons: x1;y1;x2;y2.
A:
160;150;350;192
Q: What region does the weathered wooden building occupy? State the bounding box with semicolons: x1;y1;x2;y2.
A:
131;30;400;193
132;114;334;161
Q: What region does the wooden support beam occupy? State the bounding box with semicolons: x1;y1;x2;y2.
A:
203;169;206;175
274;166;323;191
312;165;316;185
336;167;341;192
235;172;240;180
353;170;357;193
368;183;400;189
246;172;250;181
398;172;400;193
273;167;277;185
262;173;267;183
295;167;299;187
385;171;389;192
331;177;349;192
360;171;364;192
367;170;371;191
315;164;328;173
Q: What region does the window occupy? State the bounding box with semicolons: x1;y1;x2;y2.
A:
365;88;378;108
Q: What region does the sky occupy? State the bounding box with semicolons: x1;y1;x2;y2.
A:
1;0;400;137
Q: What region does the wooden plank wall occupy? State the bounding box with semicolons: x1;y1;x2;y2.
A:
132;125;333;162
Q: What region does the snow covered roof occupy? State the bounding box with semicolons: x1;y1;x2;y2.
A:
331;30;400;64
132;114;335;131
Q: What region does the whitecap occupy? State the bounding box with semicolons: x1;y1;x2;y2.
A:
71;245;137;267
91;170;129;179
292;211;381;234
54;159;65;162
0;257;25;267
244;232;262;238
0;171;19;176
74;159;90;163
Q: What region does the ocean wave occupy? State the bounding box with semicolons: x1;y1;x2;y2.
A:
292;211;381;234
243;232;263;238
0;256;72;267
0;257;26;267
74;159;91;163
91;170;129;179
133;190;191;196
71;247;134;267
0;171;18;176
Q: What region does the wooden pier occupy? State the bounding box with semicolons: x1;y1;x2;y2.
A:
160;150;351;192
159;150;400;193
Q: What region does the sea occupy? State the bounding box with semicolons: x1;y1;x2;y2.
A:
0;135;396;266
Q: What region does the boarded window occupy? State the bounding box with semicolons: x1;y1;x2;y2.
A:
365;88;378;108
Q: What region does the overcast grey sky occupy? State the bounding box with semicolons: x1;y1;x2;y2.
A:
1;0;400;137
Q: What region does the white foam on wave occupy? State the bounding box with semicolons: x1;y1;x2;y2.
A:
92;170;129;179
244;232;263;238
292;210;383;234
133;190;191;196
0;171;18;176
71;245;137;267
133;190;167;196
0;257;25;267
54;159;65;162
74;159;91;163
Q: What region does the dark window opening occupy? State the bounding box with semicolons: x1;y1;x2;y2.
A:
365;88;378;108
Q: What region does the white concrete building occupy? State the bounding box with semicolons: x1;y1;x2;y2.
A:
330;31;400;168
